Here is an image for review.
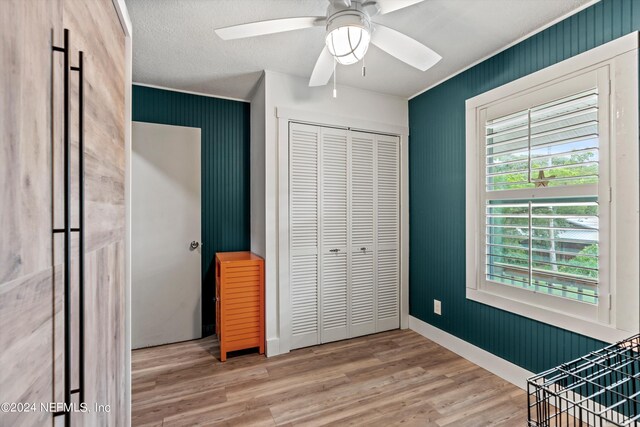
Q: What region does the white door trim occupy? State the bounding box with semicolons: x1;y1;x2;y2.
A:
276;107;409;356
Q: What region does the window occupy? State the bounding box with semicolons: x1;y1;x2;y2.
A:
465;33;639;342
485;88;602;306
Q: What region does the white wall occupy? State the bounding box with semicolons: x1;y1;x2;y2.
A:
258;70;408;355
250;73;266;258
264;70;409;126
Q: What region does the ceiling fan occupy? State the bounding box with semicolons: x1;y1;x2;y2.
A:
215;0;441;88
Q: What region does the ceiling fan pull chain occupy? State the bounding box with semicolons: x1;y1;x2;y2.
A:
362;56;366;77
333;58;337;98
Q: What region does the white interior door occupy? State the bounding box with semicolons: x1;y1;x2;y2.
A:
289;123;320;349
288;124;400;350
376;134;400;331
132;121;202;349
349;131;376;337
320;127;349;343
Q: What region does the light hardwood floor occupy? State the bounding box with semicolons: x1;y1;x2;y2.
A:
132;329;527;426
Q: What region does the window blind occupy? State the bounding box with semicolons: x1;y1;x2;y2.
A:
486;89;599;191
484;89;600;304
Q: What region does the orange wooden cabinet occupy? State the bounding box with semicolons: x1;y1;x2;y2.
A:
215;251;265;362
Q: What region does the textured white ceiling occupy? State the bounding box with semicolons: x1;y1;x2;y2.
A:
127;0;592;100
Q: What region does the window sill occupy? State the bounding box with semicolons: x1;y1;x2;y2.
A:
466;287;632;343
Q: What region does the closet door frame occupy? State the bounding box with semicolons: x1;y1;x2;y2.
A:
277;107;409;355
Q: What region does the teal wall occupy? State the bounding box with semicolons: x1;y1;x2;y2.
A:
132;85;250;335
409;0;638;374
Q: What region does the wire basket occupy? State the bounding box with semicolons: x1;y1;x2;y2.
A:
528;335;640;426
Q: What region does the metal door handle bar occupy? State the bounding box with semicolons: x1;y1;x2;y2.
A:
52;29;85;426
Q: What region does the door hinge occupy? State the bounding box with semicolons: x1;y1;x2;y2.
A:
607;294;612;309
609;187;613;203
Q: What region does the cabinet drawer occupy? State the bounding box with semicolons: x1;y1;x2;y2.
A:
224;283;260;295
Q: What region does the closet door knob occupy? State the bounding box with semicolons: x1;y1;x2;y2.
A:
329;248;340;253
190;241;200;250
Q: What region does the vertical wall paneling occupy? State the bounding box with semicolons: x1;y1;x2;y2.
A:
408;0;638;373
132;85;250;334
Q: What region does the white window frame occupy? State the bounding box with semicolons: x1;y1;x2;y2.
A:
466;32;639;343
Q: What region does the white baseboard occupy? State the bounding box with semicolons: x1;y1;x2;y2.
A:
409;315;533;389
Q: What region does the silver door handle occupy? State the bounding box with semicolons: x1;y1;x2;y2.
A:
190;241;200;250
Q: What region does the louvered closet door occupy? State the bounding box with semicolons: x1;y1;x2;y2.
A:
320;127;349;343
349;132;376;337
376;134;400;331
289;123;320;349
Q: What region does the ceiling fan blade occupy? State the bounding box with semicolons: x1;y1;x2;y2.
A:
215;16;325;40
374;0;425;15
371;24;441;71
309;47;335;87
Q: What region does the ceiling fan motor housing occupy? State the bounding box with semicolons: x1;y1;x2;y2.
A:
325;2;372;65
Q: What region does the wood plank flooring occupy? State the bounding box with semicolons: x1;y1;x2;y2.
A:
132;329;527;426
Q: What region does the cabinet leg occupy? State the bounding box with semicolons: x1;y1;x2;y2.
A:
259;343;264;355
220;347;226;362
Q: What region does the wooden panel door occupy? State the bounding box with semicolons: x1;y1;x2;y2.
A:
349;131;376;337
319;127;349;343
62;0;127;425
0;1;62;426
289;123;320;350
1;1;126;426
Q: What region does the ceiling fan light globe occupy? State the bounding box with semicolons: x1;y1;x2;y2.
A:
325;25;370;65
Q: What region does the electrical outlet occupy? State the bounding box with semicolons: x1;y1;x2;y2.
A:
434;299;442;315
